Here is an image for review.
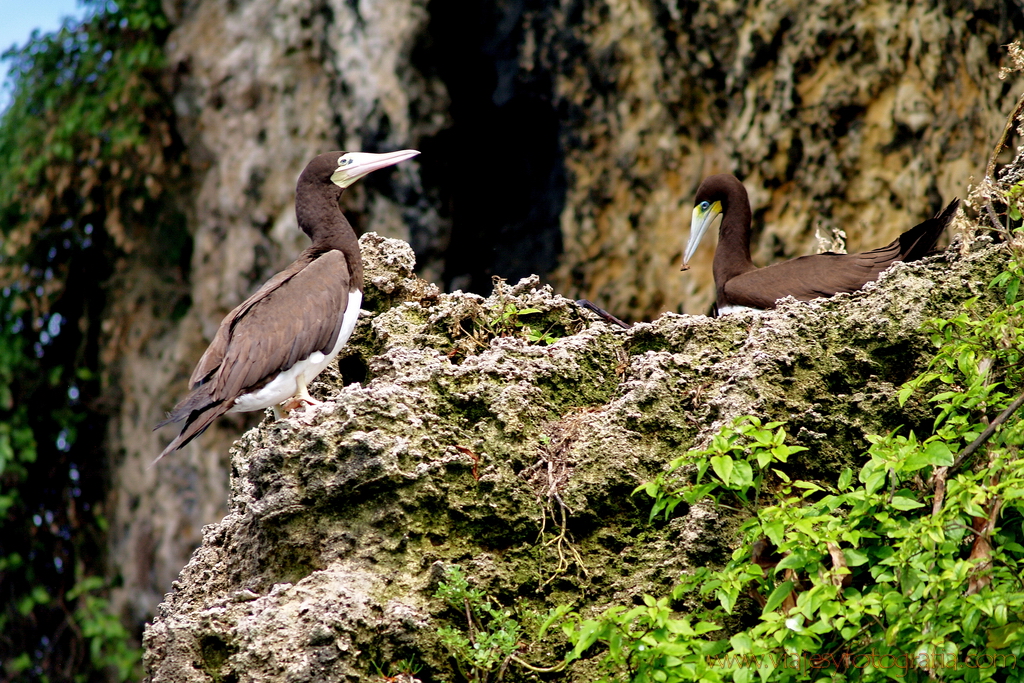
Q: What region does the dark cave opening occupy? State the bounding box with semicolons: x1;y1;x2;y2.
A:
416;0;567;295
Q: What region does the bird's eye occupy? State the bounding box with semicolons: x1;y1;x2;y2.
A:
699;201;710;212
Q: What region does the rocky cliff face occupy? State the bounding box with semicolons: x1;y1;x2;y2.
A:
540;0;1023;318
142;230;1007;681
110;0;449;621
108;0;1022;636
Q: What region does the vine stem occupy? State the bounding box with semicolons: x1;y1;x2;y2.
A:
986;90;1024;182
951;389;1024;472
509;655;566;673
983;90;1024;233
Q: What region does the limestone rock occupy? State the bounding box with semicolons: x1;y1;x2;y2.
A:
144;228;1008;681
110;0;1024;640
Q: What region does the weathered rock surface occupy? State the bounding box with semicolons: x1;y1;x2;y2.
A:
144;228;1007;681
110;0;1024;640
542;0;1024;318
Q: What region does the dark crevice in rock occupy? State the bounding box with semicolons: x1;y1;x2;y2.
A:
416;0;567;294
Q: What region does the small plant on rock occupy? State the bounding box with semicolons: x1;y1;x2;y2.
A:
560;234;1024;682
634;416;807;520
434;565;568;682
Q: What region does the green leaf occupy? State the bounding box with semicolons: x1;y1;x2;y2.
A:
890;495;925;511
1007;277;1021;304
9;653;31;673
775;553;807;572
731;460;754;488
718;586;738;613
710;455;734;486
763;581;794;613
904;441;954;471
988;622;1021;649
30;585;50;605
729;631;755;653
843;548;869;566
860;465;887;495
568;619;603;659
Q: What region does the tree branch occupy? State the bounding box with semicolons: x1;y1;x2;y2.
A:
951;389;1024;472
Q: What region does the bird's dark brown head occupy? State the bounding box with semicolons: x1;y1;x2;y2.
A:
298;151;347;195
693;174;747;212
295;149;420;246
684;174;750;268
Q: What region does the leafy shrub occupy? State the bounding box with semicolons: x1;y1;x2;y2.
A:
0;0;180;679
563;240;1024;682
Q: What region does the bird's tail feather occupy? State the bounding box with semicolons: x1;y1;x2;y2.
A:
152;399;229;465
154;381;216;430
899;198;960;262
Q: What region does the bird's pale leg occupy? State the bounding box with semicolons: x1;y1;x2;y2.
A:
279;373;322;415
293;381;322;407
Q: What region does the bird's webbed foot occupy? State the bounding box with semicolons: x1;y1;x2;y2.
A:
279;395;322;414
278;382;322;419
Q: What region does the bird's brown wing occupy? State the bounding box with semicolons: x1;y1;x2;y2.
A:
723;199;958;310
156;249;351;433
205;249;351;401
723;248;902;308
188;253;316;388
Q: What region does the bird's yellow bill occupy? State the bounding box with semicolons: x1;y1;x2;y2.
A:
682;200;722;269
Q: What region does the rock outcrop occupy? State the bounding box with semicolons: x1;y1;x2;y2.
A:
144;227;1008;681
541;0;1023;318
109;0;1024;636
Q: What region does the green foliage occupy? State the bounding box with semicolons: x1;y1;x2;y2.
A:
446;279;579;358
490;303;560;345
66;577;143;682
374;657;424;682
561;593;724;682
634;416;807;520
434;565;568;682
563;242;1024;682
1007;181;1024;223
436;565;524;682
0;0;169;220
0;0;177;679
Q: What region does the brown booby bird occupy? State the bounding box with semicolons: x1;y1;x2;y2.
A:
683;174;959;315
155;149;419;462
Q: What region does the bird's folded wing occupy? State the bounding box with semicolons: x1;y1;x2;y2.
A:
200;250;351;402
724;247;901;307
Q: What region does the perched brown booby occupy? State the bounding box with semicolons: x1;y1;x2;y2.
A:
155;149;419;462
683;174;959;315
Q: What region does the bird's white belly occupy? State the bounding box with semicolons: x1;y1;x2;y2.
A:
228;290;362;413
717;304;761;316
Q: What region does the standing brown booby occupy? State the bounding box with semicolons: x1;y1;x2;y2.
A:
155;149;419;462
683;174;959;315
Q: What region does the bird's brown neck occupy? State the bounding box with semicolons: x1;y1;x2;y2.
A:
295;183;363;289
713;182;756;301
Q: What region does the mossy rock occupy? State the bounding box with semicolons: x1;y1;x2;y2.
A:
144;230;1008;682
